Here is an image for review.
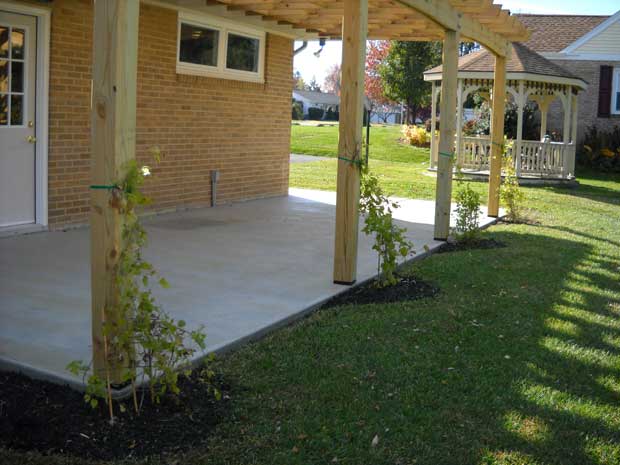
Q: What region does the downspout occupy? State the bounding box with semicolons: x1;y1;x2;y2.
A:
294;41;308;56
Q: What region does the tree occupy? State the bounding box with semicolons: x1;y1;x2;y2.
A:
307;76;322;92
323;64;341;94
365;41;395;119
379;41;442;124
292;70;306;90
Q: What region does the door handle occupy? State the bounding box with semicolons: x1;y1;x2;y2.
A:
26;135;37;143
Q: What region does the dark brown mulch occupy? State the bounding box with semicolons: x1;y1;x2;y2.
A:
325;274;439;307
0;369;232;461
435;238;507;254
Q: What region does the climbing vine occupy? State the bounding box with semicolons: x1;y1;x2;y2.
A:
68;150;211;422
500;141;525;221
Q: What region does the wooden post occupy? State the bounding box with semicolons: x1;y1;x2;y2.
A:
571;94;579;143
563;86;573;144
487;54;507;217
91;0;140;382
333;0;367;284
455;79;464;167
430;80;437;168
433;29;460;240
515;81;525;176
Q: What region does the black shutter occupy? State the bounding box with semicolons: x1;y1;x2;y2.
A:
598;65;613;118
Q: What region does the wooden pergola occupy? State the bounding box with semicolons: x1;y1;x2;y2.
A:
91;0;529;380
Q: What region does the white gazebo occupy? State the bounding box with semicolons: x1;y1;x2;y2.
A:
424;43;587;180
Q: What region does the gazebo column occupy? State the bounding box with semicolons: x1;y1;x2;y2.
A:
571;94;579;143
515;81;525;176
455;79;464;167
91;0;140;382
333;0;368;285
488;54;507;218
562;86;573;178
433;29;460;240
430;80;437;168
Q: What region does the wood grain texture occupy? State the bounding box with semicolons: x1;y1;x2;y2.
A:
91;0;140;382
433;30;459;240
333;0;367;284
488;54;506;217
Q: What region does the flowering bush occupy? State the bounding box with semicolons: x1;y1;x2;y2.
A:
578;125;620;172
402;125;431;148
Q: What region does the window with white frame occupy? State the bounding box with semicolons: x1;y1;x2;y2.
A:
177;13;265;83
613;67;620;115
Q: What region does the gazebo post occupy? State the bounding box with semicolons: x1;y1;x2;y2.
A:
562;86;573;178
455;79;464;167
515;81;525;176
91;0;140;382
430;80;437;169
571;94;579;143
488;54;507;218
433;29;460;241
333;0;368;285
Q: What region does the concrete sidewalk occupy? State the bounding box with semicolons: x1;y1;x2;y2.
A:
0;188;498;386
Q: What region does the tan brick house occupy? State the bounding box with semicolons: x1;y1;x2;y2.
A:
517;11;620;143
0;0;304;231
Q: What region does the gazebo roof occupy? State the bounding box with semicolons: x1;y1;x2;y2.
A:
424;43;587;89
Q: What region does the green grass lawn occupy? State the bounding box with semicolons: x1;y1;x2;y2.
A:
4;125;620;465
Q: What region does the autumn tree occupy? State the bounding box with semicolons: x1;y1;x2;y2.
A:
365;40;396;120
379;41;442;124
323;64;341;94
292;70;306;90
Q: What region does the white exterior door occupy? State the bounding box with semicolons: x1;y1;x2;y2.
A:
0;11;37;227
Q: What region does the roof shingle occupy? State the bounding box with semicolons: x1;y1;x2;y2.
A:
515;14;609;53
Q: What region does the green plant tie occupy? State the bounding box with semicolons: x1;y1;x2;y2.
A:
439;151;454;160
89;184;119;190
338;156;363;166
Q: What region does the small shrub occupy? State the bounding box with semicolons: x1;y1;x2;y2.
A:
500;143;525;221
292;99;303;120
360;167;414;287
307;107;324;120
324;107;339;121
401;125;431;148
453;176;482;242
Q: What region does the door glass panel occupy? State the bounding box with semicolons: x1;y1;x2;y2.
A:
0;60;7;92
0;27;7;58
11;28;24;59
0;94;7;125
10;94;22;125
10;60;22;92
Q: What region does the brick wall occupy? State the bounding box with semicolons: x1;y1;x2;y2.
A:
545;59;620;143
47;0;293;227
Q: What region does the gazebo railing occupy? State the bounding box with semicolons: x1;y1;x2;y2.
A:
458;136;575;179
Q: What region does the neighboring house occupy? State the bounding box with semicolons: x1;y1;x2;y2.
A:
517;11;620;142
292;89;371;120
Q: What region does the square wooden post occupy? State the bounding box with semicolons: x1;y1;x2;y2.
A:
488;54;507;218
515;80;525;176
433;29;460;241
430;81;437;168
91;0;140;382
333;0;368;285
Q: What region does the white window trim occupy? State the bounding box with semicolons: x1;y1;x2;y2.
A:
612;67;620;116
176;11;265;84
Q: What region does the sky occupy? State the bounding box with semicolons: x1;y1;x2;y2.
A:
293;0;620;86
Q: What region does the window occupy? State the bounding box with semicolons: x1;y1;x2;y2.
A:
177;13;265;83
0;24;26;126
613;67;620;115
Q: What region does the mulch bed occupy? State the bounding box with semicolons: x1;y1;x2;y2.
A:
0;370;232;461
325;274;439;307
435;238;507;254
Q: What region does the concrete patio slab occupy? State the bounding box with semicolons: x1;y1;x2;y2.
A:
0;188;499;387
